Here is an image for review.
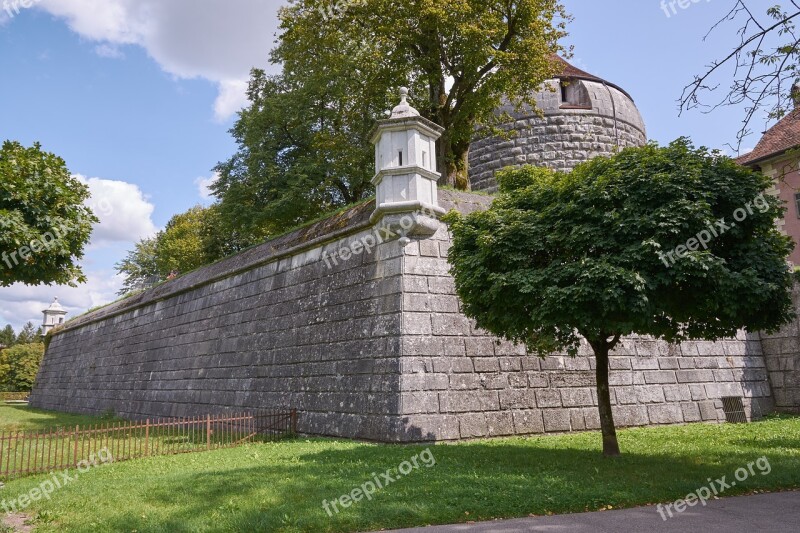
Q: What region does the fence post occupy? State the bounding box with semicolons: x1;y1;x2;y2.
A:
290;409;297;435
73;425;80;466
206;415;211;450
145;419;150;456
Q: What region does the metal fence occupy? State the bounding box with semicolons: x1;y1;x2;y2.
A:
0;409;296;480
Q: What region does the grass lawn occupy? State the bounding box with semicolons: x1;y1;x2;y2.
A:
0;406;118;432
0;406;798;532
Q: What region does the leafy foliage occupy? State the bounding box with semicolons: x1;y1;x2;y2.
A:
0;141;97;286
116;205;243;295
278;0;568;188
446;139;794;355
15;322;41;345
116;237;160;296
0;325;15;348
213;72;377;245
0;342;45;391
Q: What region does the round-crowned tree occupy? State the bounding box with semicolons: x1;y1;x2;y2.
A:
444;139;794;457
0;141;97;287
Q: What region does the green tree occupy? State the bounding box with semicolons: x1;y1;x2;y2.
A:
116;205;240;295
0;141;97;286
0;342;45;391
116;236;159;296
0;325;15;347
199;203;250;262
444;139;794;457
15;322;39;345
154;206;213;275
213;72;378;244
276;0;568;189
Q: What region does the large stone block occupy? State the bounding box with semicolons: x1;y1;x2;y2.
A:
542;410;571;432
459;413;489;438
486;411;515;437
612;405;649;427
647;404;684;424
512;410;545;434
500;390;537;409
676;370;715;383
560;388;594;407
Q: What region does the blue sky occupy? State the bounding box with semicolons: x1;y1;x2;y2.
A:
0;0;775;331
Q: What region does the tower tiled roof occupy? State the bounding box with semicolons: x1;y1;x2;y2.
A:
549;55;634;101
737;107;800;166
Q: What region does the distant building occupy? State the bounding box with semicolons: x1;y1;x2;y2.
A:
41;297;67;336
738;100;800;264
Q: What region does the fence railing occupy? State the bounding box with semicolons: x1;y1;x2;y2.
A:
0;409;296;480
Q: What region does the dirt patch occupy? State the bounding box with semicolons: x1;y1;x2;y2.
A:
2;513;33;532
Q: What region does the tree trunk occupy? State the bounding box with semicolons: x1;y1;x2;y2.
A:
436;133;471;191
589;338;621;457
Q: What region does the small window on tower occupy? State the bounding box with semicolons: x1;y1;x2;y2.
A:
559;78;591;109
398;150;403;166
59;318;64;324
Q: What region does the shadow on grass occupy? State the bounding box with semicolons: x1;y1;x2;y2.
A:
80;428;800;533
0;405;117;432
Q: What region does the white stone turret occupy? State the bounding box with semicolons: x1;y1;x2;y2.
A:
370;88;445;225
42;297;67;336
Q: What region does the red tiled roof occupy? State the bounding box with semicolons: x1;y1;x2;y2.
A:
737;107;800;166
549;55;634;101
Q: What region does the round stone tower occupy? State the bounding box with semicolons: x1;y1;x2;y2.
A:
468;56;647;192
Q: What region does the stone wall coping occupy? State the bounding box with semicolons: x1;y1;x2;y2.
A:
54;189;493;337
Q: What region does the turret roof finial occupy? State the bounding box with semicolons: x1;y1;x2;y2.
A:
390;87;420;119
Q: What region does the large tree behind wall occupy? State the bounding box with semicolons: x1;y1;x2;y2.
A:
274;0;569;190
115;204;243;295
213;68;381;245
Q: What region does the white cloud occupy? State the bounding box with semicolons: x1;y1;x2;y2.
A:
94;43;124;59
0;270;123;332
195;172;220;201
75;175;158;246
35;0;283;120
0;174;156;332
214;80;250;122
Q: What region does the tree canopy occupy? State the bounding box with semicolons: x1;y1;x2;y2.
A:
0;141;97;287
212;71;377;245
0;342;45;392
0;325;15;348
444;139;794;456
116;205;240;295
15;322;41;345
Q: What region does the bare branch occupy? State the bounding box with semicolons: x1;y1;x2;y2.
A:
680;2;800;152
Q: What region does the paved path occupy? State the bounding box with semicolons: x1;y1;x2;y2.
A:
383;491;799;532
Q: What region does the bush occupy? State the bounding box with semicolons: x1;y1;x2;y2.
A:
0;343;45;392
